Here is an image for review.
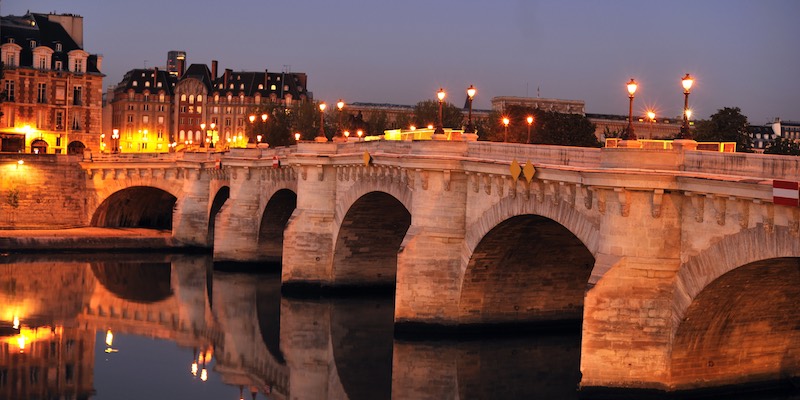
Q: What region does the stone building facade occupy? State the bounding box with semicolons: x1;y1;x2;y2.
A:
0;12;104;154
108;56;310;152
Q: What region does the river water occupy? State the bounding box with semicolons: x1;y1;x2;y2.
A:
0;252;796;400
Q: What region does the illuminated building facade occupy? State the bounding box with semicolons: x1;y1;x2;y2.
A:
109;55;310;152
0;12;104;154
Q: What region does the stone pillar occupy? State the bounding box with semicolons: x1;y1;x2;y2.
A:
282;163;337;288
395;169;468;328
172;168;211;247
214;165;263;261
580;189;682;389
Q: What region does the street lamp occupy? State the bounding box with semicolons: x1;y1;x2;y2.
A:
622;78;638;141
526;115;534;143
647;110;656;122
435;88;445;135
112;129;119;153
295;132;301;142
336;99;345;139
465;85;476;133
678;73;694;139
209;122;216;148
316;102;327;141
502;117;510;142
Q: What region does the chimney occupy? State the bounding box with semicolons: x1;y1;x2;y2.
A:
264;69;268;90
153;67;158;87
211;60;218;81
177;58;185;78
224;69;232;88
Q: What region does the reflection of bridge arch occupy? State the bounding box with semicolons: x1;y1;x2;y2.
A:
668;226;800;389
90;186;178;229
91;262;172;303
332;191;411;287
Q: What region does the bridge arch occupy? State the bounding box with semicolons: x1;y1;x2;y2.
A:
91;186;178;229
207;186;230;245
257;188;297;262
669;226;800;389
332;190;411;288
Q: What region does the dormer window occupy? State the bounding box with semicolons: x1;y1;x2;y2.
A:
240;83;244;89
55;43;62;52
30;40;36;48
7;38;14;44
258;84;264;90
133;81;138;87
145;81;150;87
157;81;162;88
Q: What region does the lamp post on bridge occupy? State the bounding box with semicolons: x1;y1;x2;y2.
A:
112;129;119;153
526;115;534;144
435;88;446;136
465;85;476;134
678;73;694;139
316;102;328;142
502;117;509;142
622;78;637;141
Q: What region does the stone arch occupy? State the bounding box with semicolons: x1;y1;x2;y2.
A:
91;186;177;229
331;190;411;288
67;140;85;155
333;175;413;229
207;186;230;246
257;188;297;262
30;139;47;154
673;225;800;331
89;178;184;225
668;226;800;388
456;195;598;325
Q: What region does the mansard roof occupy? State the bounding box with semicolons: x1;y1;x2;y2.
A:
114;68;178;95
0;12;101;73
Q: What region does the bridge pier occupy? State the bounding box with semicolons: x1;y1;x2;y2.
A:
214;166;265;261
282;162;338;288
172;169;212;247
395;170;468;329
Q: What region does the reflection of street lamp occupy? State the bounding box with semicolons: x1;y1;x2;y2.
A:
502;117;510;142
622;78;637;141
316;102;327;141
465;85;476;133
526;115;534;143
678;73;694;139
435;88;445;135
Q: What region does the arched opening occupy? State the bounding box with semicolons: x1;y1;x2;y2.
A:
92;186;177;230
332;191;411;288
67;140;85;155
460;215;593;325
258;189;297;262
670;257;800;389
30;139;48;154
207;186;230;246
91;262;172;303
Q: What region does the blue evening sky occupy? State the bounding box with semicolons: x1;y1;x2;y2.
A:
3;0;799;123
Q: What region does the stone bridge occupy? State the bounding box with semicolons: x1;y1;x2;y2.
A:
6;140;800;391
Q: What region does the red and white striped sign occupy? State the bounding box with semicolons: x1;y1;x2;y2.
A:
773;180;799;207
272;155;280;168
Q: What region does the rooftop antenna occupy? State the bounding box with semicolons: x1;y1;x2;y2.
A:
283;64;290;73
143;60;148;69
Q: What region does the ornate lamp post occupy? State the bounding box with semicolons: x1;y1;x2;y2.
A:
678;73;694;139
316;102;328;142
435;88;445;135
465;85;476;133
336;99;345;138
621;78;638;141
502;117;510;142
526;115;534;143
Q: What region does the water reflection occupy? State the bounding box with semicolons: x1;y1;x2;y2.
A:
0;252;585;399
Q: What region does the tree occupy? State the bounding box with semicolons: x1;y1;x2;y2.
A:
764;137;800;156
412;100;464;130
246;100;320;146
693;107;752;152
484;105;600;147
365;110;389;136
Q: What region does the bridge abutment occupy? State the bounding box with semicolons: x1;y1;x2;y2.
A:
172;170;212;247
213;166;265;261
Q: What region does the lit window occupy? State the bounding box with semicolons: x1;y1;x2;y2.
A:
270;84;276;91
133;81;138;87
197;95;203;103
145;81;150;87
55;43;62;52
181;94;187;102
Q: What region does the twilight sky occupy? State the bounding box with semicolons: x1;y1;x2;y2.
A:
4;0;799;123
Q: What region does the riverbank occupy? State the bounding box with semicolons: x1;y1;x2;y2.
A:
0;227;187;251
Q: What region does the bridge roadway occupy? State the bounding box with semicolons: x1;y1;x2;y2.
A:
3;140;799;392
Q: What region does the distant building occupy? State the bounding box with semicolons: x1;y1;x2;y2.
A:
108;53;310;152
587;113;682;141
166;50;185;77
749;118;800;152
0;12;104;154
491;96;586;115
